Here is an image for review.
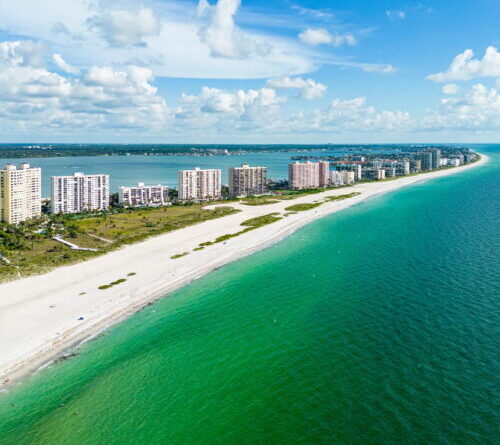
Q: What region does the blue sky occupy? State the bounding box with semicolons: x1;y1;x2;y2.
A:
0;0;498;143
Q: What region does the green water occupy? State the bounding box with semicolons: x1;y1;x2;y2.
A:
1;146;498;445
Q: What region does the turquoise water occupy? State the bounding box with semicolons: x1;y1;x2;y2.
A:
0;145;498;444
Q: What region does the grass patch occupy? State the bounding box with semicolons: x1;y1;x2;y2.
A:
193;246;205;251
323;192;360;201
241;197;280;206
127;272;136;276
284;202;323;212
171;252;189;259
98;277;127;290
241;213;282;228
0;204;239;283
198;213;283;247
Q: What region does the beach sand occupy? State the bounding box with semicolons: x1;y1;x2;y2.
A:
0;156;488;388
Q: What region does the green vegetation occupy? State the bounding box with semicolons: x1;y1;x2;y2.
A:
127;272;136;276
171;252;189;259
0;205;239;283
193;246;205;251
284;202;323;212
98;278;127;290
241;213;282;228
198;213;283;247
323;192;360;201
241;197;280;206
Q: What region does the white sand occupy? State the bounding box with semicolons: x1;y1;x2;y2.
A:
0;156;488;387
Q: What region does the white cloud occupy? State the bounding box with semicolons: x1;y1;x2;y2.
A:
87;7;161;48
420;83;499;130
442;83;460;94
52;53;79;74
0;41;169;133
298;28;356;47
427;46;500;82
386;10;406;20
197;0;270;59
358;63;396;73
266;76;327;100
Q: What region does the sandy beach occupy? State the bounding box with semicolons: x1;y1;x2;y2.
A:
0;155;488;388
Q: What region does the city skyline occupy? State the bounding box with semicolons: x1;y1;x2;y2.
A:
0;0;498;144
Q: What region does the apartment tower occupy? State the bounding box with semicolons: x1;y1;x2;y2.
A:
119;183;169;207
0;163;41;224
228;163;267;197
178;168;221;201
288;161;330;190
51;172;110;214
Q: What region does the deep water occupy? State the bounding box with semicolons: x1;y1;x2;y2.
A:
0;145;498;445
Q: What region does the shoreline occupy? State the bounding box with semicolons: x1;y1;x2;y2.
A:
0;155;488;391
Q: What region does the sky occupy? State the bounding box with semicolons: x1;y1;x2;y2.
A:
0;0;498;144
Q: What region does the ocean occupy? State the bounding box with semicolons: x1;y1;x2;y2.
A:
0;144;498;445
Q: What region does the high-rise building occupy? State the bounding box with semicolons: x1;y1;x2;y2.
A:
396;160;410;175
51;172;110;214
416;152;433;171
318;160;330;187
178;168;221;201
0;163;41;224
228;164;267;197
431;149;441;169
410;159;422;173
288;161;330;189
119;183;169;207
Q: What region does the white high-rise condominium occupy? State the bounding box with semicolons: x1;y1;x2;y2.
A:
51;172;110;214
119;183;169;207
178;168;221;201
228;163;267;197
0;163;41;224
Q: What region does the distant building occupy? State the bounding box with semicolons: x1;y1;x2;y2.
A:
362;168;386;180
0;163;41;224
228;163;267;197
416;152;433;171
464;153;476;164
51;172;109;214
431;149;441;169
331;170;355;186
383;167;396;178
396;160;410;175
178;168;221;201
119;183;169;207
449;158;461;167
288;161;329;189
319;160;330;187
410;159;422;173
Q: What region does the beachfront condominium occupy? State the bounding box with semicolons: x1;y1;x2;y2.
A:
51;172;110;214
0;163;41;224
288;161;329;189
119;183;169;207
178;168;221;201
228;163;268;197
329;170;355;186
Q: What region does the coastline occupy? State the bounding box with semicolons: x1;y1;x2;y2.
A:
0;155;488;390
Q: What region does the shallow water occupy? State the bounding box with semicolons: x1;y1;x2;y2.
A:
0;144;498;445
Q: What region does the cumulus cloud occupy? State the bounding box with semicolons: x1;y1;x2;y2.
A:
87;8;161;48
0;40;168;132
53;53;79;74
266;76;327;100
427;46;500;82
386;10;406;20
197;0;270;59
442;83;460;94
420;83;499;130
298;28;356;47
